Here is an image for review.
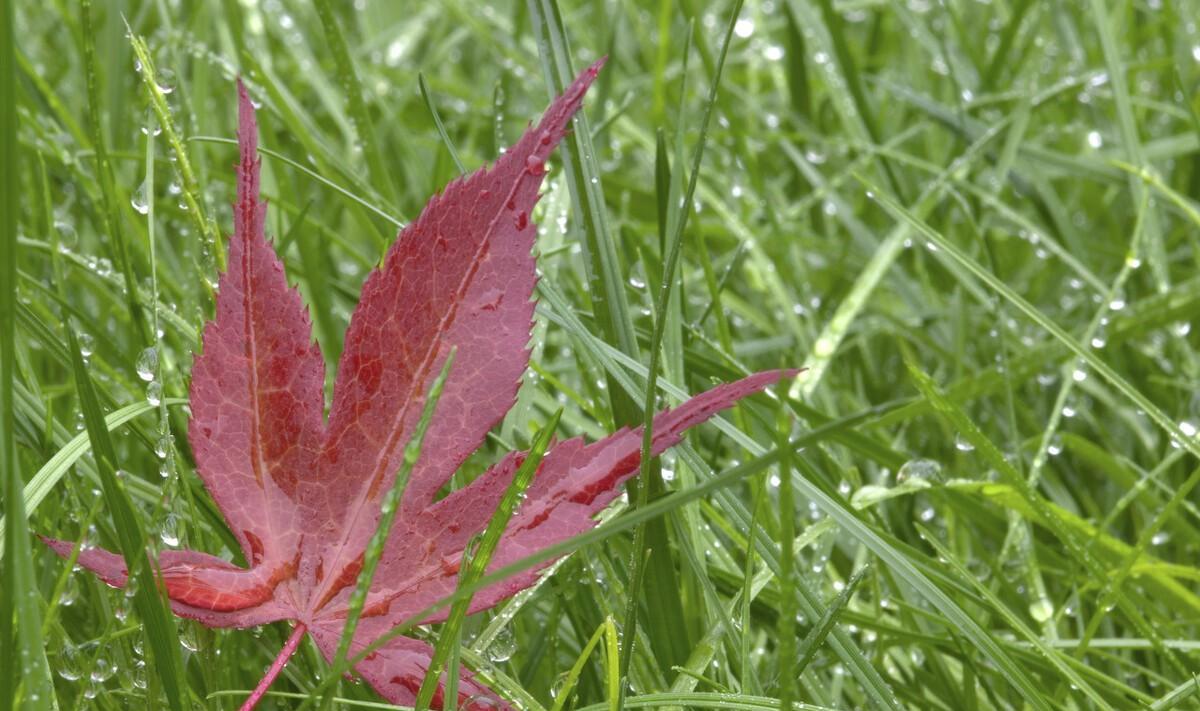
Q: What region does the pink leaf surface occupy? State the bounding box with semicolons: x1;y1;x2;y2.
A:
44;61;796;710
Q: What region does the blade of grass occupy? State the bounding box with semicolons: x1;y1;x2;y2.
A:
128;29;223;284
326;352;458;708
916;526;1113;709
418;73;467;176
794;565;868;676
1086;0;1167;292
622;3;739;695
312;0;402;206
861;179;1200;496
55;291;188;710
0;399;185;553
79;0;147;343
527;0;642;423
415;408;560;710
774;411;797;710
1;0;55;701
188;136;404;229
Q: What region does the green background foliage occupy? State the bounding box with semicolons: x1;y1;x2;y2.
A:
4;0;1200;709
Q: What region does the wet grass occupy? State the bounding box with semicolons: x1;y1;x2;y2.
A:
4;0;1200;709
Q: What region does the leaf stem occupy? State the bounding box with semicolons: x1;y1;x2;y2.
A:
240;622;307;711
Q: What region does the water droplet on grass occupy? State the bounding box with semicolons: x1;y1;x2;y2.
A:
159;513;180;547
1028;596;1054;623
486;626;516;663
90;656;114;683
58;643;82;681
77;332;95;358
146;381;162;406
154;433;174;458
131;180;150;215
156;67;176;94
897;458;941;483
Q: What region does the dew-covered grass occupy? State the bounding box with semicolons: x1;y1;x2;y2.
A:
5;0;1200;709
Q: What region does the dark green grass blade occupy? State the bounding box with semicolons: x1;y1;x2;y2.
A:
795;565;868;677
528;0;641;424
1;0;55;704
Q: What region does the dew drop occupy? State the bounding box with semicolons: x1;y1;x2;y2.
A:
154;433;174;459
486;626;516;663
58;642;82;681
1108;290;1127;311
156;67;176;95
55;220;78;247
159;513;180;547
1028;596;1054;623
954;434;975;452
136;347;158;381
77;332;95;358
90;656;114;683
179;624;199;652
146;381;162;407
131;180;150;215
896;458;941;483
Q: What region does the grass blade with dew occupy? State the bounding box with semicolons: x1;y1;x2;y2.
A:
0;0;55;702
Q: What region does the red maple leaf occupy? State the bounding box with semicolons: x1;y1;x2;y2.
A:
45;61;794;709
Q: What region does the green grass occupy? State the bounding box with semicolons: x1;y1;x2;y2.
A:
4;0;1200;709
